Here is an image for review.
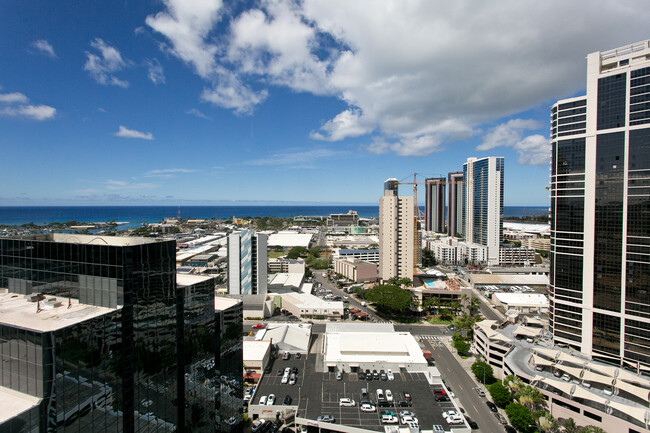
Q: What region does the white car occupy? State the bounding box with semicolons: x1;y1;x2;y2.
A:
442;411;459;419
387;369;394;380
360;403;376;412
281;375;289;384
339;398;356;407
259;395;267;405
400;415;418;425
376;389;384;400
385;389;393;402
381;415;399;424
399;411;415;418
267;394;275;405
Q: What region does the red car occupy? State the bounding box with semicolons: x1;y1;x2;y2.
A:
252;323;265;329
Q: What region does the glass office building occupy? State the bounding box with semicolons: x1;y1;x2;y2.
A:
0;233;242;432
550;40;650;370
462;156;504;265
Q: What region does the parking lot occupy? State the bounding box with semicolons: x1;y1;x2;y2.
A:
252;352;466;432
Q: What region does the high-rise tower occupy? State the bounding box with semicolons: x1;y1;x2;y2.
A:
462;156;504;265
379;178;415;280
228;229;268;296
447;171;464;237
550;40;650;368
424;177;446;233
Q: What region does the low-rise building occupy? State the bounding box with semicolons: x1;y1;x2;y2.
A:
243;340;272;383
468;273;549;290
425;237;488;265
280;292;344;320
491;292;548;314
268;272;305;293
499;245;536;265
333;257;377;282
332;248;379;264
473;321;650;433
522;237;551;251
327;210;359;227
268;258;306;274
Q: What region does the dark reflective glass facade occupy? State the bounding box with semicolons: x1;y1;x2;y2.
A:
0;235;242;433
594;132;625;312
597;73;627;130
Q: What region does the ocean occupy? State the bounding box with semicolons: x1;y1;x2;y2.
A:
0;205;549;230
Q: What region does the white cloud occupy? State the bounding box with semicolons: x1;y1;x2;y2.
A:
186;108;212;120
145;58;165;84
144;168;196;177
145;0;650;158
477;119;549;165
32;40;56;58
84;38;130;87
114;125;154;140
0;91;56;120
244;148;344;167
145;0;222;79
0;93;29;104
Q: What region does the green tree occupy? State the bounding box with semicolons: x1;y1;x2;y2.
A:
422;248;437;267
516;385;545;412
561;418;579;433
471;360;495;384
577;427;607;433
423;295;441;312
505;402;535;432
488;382;512;408
309;246;321;258
286;246;309;259
534;411;558;433
309;258;329;269
365;285;414;312
386;277;413;287
503;375;525;398
451;332;470;354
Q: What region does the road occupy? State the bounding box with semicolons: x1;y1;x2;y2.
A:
425;339;507;433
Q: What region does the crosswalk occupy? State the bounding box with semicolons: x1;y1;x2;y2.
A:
419;335;443;341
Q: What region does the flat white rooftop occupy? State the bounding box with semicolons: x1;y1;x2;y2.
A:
325;331;426;366
177;273;214;287
0;291;118;333
214;296;241;312
470;274;549;286
50;233;160;246
0;386;41;424
282;292;344;310
493;292;548;307
243;340;272;362
267;233;313;248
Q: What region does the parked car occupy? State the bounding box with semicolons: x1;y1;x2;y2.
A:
251;419;266;433
504;426;517;433
376;389;384;400
282;352;290;360
316;415;334;423
387;369;394;380
373;370;379;380
361;388;368;399
284;395;292;405
281;375;289;384
385;389;393;402
259;395;267;405
486;401;497;412
403;391;412;402
358;371;365;380
400;415;418;425
466;417;479;430
295;353;301;359
381;414;398;424
252;323;265;329
380;370;388;381
264;365;272;374
360;403;376;412
277;368;284;376
267;394;275;405
292;367;298;374
475;387;486;397
339;398;356;407
336;371;342;380
289;374;296;385
494;412;507;424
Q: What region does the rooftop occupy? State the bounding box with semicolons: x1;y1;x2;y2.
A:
15;233;162;246
243;340;272;361
176;273;215;287
493;292;548;307
214;296;242;312
469;273;549;286
0;386;40;424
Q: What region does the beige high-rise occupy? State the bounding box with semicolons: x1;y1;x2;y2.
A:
379;178;414;281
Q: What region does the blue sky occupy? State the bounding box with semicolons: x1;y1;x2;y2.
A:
1;0;649;207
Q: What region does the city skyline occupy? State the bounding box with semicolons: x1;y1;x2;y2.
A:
2;1;650;207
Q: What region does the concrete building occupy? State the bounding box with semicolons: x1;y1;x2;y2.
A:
424;177;446;233
473;321;650;433
550;40;650;369
447;171;464;237
491;292;549;314
228;229;268;296
332;248;379;264
280;292;344;320
468;273;549;290
243;340;272;383
0;234;243;433
332;257;377;282
326;210;359;227
268;273;304;293
499;245;536;266
462;156;504;265
425;236;487;265
522;237;551;251
268;258;305;274
266;232;313;249
379;178;415;280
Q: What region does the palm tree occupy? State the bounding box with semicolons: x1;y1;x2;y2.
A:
516;385;545;411
562;418;579;433
503;375;524;398
536;412;559;432
577;427;606;433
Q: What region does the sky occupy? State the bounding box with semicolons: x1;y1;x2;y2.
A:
1;0;649;207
